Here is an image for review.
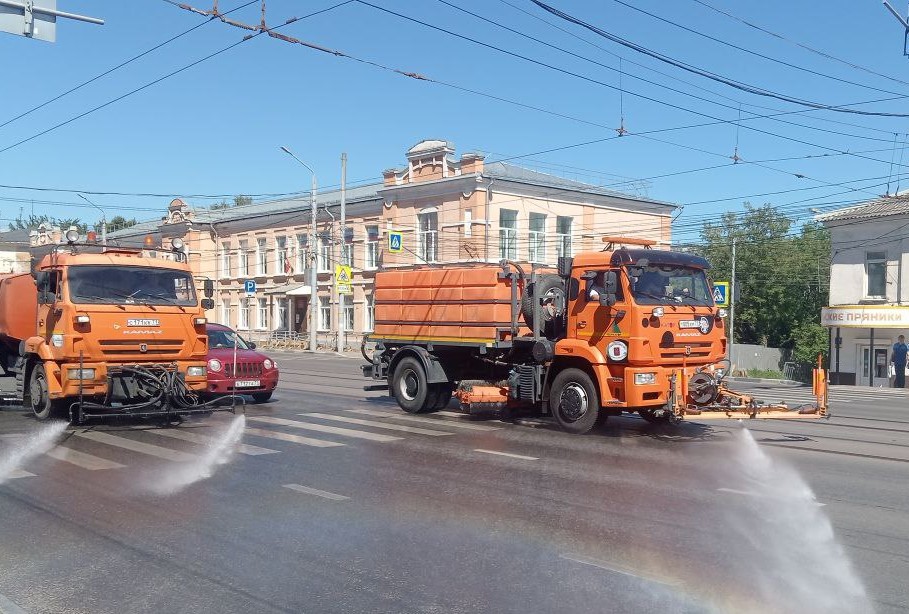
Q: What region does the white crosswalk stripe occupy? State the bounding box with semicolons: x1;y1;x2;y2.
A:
248;416;401;442
6;468;35;479
348;408;502;431
243;427;345;448
147;427;280;456
74;431;199;462
283;483;349;501
300;413;453;436
45;446;125;470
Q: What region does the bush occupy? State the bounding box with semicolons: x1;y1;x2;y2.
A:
746;368;784;379
792;321;828;365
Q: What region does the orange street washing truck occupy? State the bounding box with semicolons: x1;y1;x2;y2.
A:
363;237;827;434
0;234;242;424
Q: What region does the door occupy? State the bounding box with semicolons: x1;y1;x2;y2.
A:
856;345;890;386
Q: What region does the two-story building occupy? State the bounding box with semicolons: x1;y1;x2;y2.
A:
108;139;676;349
819;195;909;386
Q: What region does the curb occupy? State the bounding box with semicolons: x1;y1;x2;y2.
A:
726;377;806;387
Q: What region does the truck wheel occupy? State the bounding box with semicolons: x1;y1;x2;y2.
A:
426;384;453;412
29;363;62;421
550;368;600;434
392;357;430;414
521;274;566;337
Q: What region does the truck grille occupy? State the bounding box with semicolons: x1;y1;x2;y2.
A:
224;361;263;377
659;341;714;364
98;339;185;357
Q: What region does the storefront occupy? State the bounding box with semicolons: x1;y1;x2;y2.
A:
821;305;909;386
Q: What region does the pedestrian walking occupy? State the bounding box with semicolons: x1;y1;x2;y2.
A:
892;335;908;388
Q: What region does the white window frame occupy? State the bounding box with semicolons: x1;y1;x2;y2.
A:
417;210;438;263
296;234;308;273
220;242;231;279
342;300;354;332
528;213;546;263
463;208;472;238
319;296;331;331
238;240;250;277
341;242;353;267
238;297;250;330
866;251;887;298
276;236;288;275
274;297;289;331
256;238;267;276
221;298;232;326
556;216;573;259
319;236;331;273
365;225;379;269
257;297;268;330
364;294;374;332
499;209;517;260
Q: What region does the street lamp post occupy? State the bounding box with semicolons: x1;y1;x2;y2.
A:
78;193;106;245
280;146;318;353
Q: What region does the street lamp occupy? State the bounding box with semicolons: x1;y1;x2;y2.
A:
78;193;106;245
279;146;318;353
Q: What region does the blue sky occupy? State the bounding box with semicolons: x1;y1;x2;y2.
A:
2;0;909;241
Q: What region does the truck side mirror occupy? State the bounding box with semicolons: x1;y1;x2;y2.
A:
203;278;214;298
603;271;618;294
35;271;56;305
201;298;215;310
598;293;616;307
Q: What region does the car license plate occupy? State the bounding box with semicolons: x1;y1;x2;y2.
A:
234;380;261;388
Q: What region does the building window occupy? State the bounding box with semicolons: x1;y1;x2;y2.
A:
296;234;308;274
556;216;572;258
463;208;472;238
365;225;379;269
364;294;374;332
276;236;289;275
239;240;249;277
319;235;331;272
499;209;517;260
418;211;438;263
319;296;331;331
239;297;250;329
342;300;354;332
866;251;887;297
341;243;353;267
274;297;289;331
220;242;231;278
257;297;268;330
528;213;546;263
256;238;267;276
221;298;232;326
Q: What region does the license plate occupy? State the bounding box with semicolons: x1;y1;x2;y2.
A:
234;380;261;388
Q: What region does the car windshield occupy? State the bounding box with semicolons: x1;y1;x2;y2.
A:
208;328;251;350
68;265;197;307
626;264;713;306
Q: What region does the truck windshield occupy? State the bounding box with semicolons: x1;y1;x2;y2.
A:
68;265;197;307
626;264;713;306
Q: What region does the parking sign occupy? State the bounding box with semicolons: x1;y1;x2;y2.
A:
388;231;403;253
712;281;730;307
244;279;256;296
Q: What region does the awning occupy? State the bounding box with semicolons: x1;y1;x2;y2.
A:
265;283;312;296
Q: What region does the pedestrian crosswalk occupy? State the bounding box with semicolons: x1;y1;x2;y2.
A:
5;406;508;481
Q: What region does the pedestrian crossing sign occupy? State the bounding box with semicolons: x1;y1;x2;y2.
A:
335;264;353;295
713;281;730;307
388;231;403;253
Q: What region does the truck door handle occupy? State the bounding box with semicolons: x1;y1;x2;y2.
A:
578;320;587;328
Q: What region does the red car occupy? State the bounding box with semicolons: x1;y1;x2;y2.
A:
205;323;279;403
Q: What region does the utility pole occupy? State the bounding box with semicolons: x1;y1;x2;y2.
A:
729;237;737;372
337;152;347;354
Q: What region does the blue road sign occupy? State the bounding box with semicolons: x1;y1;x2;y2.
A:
713;281;730;307
244;279;256;295
388;231;403;253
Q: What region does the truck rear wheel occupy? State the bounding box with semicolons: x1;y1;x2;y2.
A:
550;368;600;434
426;384;453;412
29;363;63;422
392;357;430;414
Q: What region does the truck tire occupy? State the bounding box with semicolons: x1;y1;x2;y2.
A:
29;363;63;422
426;384;453;412
392;357;431;414
550;368;600;434
521;274;566;337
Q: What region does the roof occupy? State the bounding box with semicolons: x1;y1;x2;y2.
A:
817;194;909;223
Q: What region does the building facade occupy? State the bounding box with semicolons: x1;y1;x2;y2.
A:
819;196;909;386
108;140;675;349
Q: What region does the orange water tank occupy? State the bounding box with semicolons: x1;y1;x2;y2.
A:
0;273;37;343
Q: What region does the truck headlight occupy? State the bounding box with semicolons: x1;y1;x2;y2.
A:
186;366;207;377
67;368;96;380
207;359;222;372
651;307;664;318
634;372;656;385
717;308;728;319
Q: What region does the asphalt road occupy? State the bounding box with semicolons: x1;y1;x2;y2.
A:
0;354;907;614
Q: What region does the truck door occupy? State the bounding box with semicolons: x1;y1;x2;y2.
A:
573;270;627;350
35;270;61;339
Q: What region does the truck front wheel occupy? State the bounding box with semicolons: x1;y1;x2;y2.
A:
29;363;63;422
392;357;430;414
550;368;600;434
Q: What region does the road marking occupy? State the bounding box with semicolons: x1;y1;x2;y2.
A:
147;428;279;456
243;427;344;448
436;410;471;418
348;409;501;431
45;446;125;470
474;449;538;461
300;413;453;436
5;469;35;479
248;416;401;442
717;487;826;507
282;483;349;501
0;591;28;614
559;554;682;588
74;431;198;462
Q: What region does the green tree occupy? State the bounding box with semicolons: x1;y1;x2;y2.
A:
106;215;137;232
9;214;87;233
233;195;252;208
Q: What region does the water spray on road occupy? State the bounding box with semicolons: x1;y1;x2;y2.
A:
0;421;68;485
145;415;246;496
